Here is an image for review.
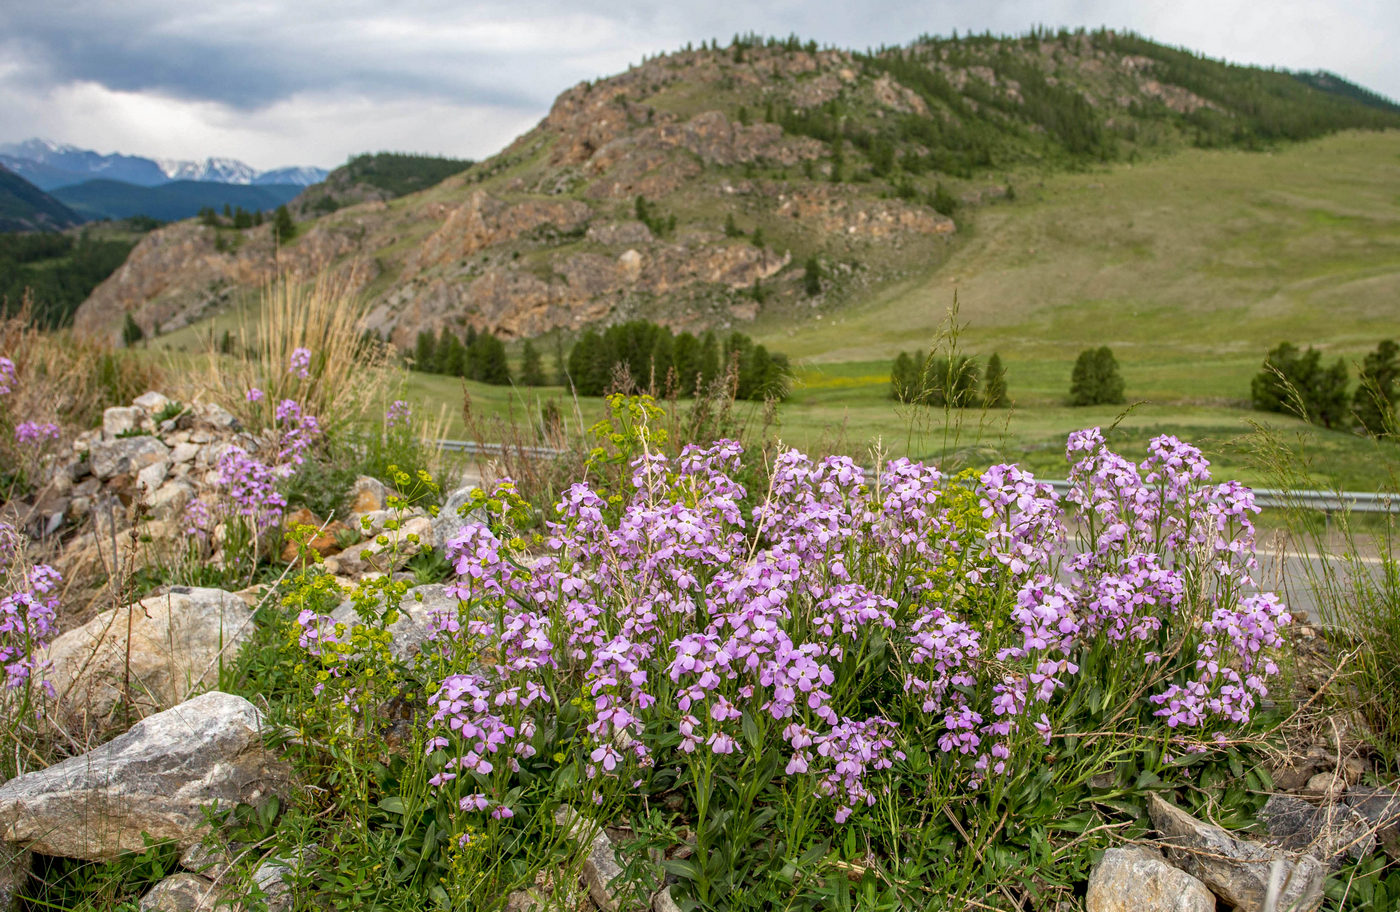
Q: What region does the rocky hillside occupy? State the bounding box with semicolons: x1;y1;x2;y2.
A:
72;30;1400;348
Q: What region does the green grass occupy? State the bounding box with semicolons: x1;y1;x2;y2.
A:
152;131;1400;492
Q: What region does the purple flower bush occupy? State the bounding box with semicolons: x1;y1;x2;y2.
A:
378;424;1291;902
0;522;59;695
182;380;323;582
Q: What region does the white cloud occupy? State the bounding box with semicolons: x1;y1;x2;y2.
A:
0;0;1395;168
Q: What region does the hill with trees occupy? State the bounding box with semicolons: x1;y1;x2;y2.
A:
0;166;82;233
70;29;1400;347
292;152;475;216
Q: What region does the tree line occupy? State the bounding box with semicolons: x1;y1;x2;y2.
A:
1252;340;1398;437
569;321;791;400
413;326;513;385
890;352;1007;407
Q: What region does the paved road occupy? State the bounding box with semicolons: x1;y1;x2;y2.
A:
1255;549;1390;624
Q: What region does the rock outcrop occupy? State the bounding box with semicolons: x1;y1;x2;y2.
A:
43;587;254;722
1085;845;1214;912
1147;794;1325;912
0;692;288;860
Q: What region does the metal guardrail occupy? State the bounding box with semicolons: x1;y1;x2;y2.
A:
436;439;1397;514
1044;481;1396;514
437;438;563;459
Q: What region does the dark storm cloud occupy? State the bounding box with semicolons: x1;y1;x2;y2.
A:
0;0;1395;168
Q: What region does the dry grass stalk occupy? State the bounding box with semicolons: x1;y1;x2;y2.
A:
181;268;389;431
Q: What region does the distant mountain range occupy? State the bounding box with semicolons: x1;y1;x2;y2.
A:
51;179;303;223
0;139;327;191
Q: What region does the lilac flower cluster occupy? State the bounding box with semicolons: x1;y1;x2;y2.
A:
216;447;288;531
274;399;321;476
289;347;312;380
397;430;1292;829
13;422;60;445
0;357;14;397
386;400;412;428
0;562;60;689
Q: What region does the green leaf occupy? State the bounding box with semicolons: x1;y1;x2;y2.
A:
741;711;762;750
378;796;407;815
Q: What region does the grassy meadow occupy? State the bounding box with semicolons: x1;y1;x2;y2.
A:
144;131;1400;490
380;131;1400;490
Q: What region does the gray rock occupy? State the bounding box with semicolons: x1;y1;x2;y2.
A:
322;516;432;578
0;692;289;860
43;587;254;722
505;889;546;911
653;886;683;912
140;873;222;911
192;403;239;431
133;392;173;415
137;459;171;493
1085;846;1214;912
171;442;201;464
90;435;171;480
1260;794;1375;866
0;845;29;912
179;841;235;880
554;806;624;912
1346;785;1400;859
432;481;486;548
103;406;146;439
348;475;388;517
248;855;295;912
147;480;195;521
1148;793;1325;912
330;582;465;662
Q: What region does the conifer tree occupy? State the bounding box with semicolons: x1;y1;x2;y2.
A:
983;352;1008;408
272;205;296;243
520;339;546;386
1354;339;1398;437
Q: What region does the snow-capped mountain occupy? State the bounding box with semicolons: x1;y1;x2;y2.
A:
0;139;327;190
155;156;260;184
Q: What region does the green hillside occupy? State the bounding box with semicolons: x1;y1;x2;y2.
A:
0;166;81;232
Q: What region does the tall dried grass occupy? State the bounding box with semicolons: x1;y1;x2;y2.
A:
0;295;164;434
182;269;389;432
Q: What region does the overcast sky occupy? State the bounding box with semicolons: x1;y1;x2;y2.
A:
1;0;1396;170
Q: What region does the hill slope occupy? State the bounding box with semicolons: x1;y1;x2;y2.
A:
53;179;303;222
72;29;1400;344
0;166;82;232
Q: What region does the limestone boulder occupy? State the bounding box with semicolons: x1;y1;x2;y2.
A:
140;873;222;911
90;435;171;480
43;587;254;722
1085;845;1214;912
1148;793;1324;912
0;692;288;860
330;583;466;662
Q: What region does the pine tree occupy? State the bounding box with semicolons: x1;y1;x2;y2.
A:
803;256;823;296
1070;347;1124;406
121;313;144;348
472;332;511;385
413;330;437;371
673;332;700;394
1251;342;1309;414
983;352;1008;408
698;331;722;390
1311;357;1349;429
273;205;296;243
520;339;546;386
1354;339;1398;437
890;352;918;402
